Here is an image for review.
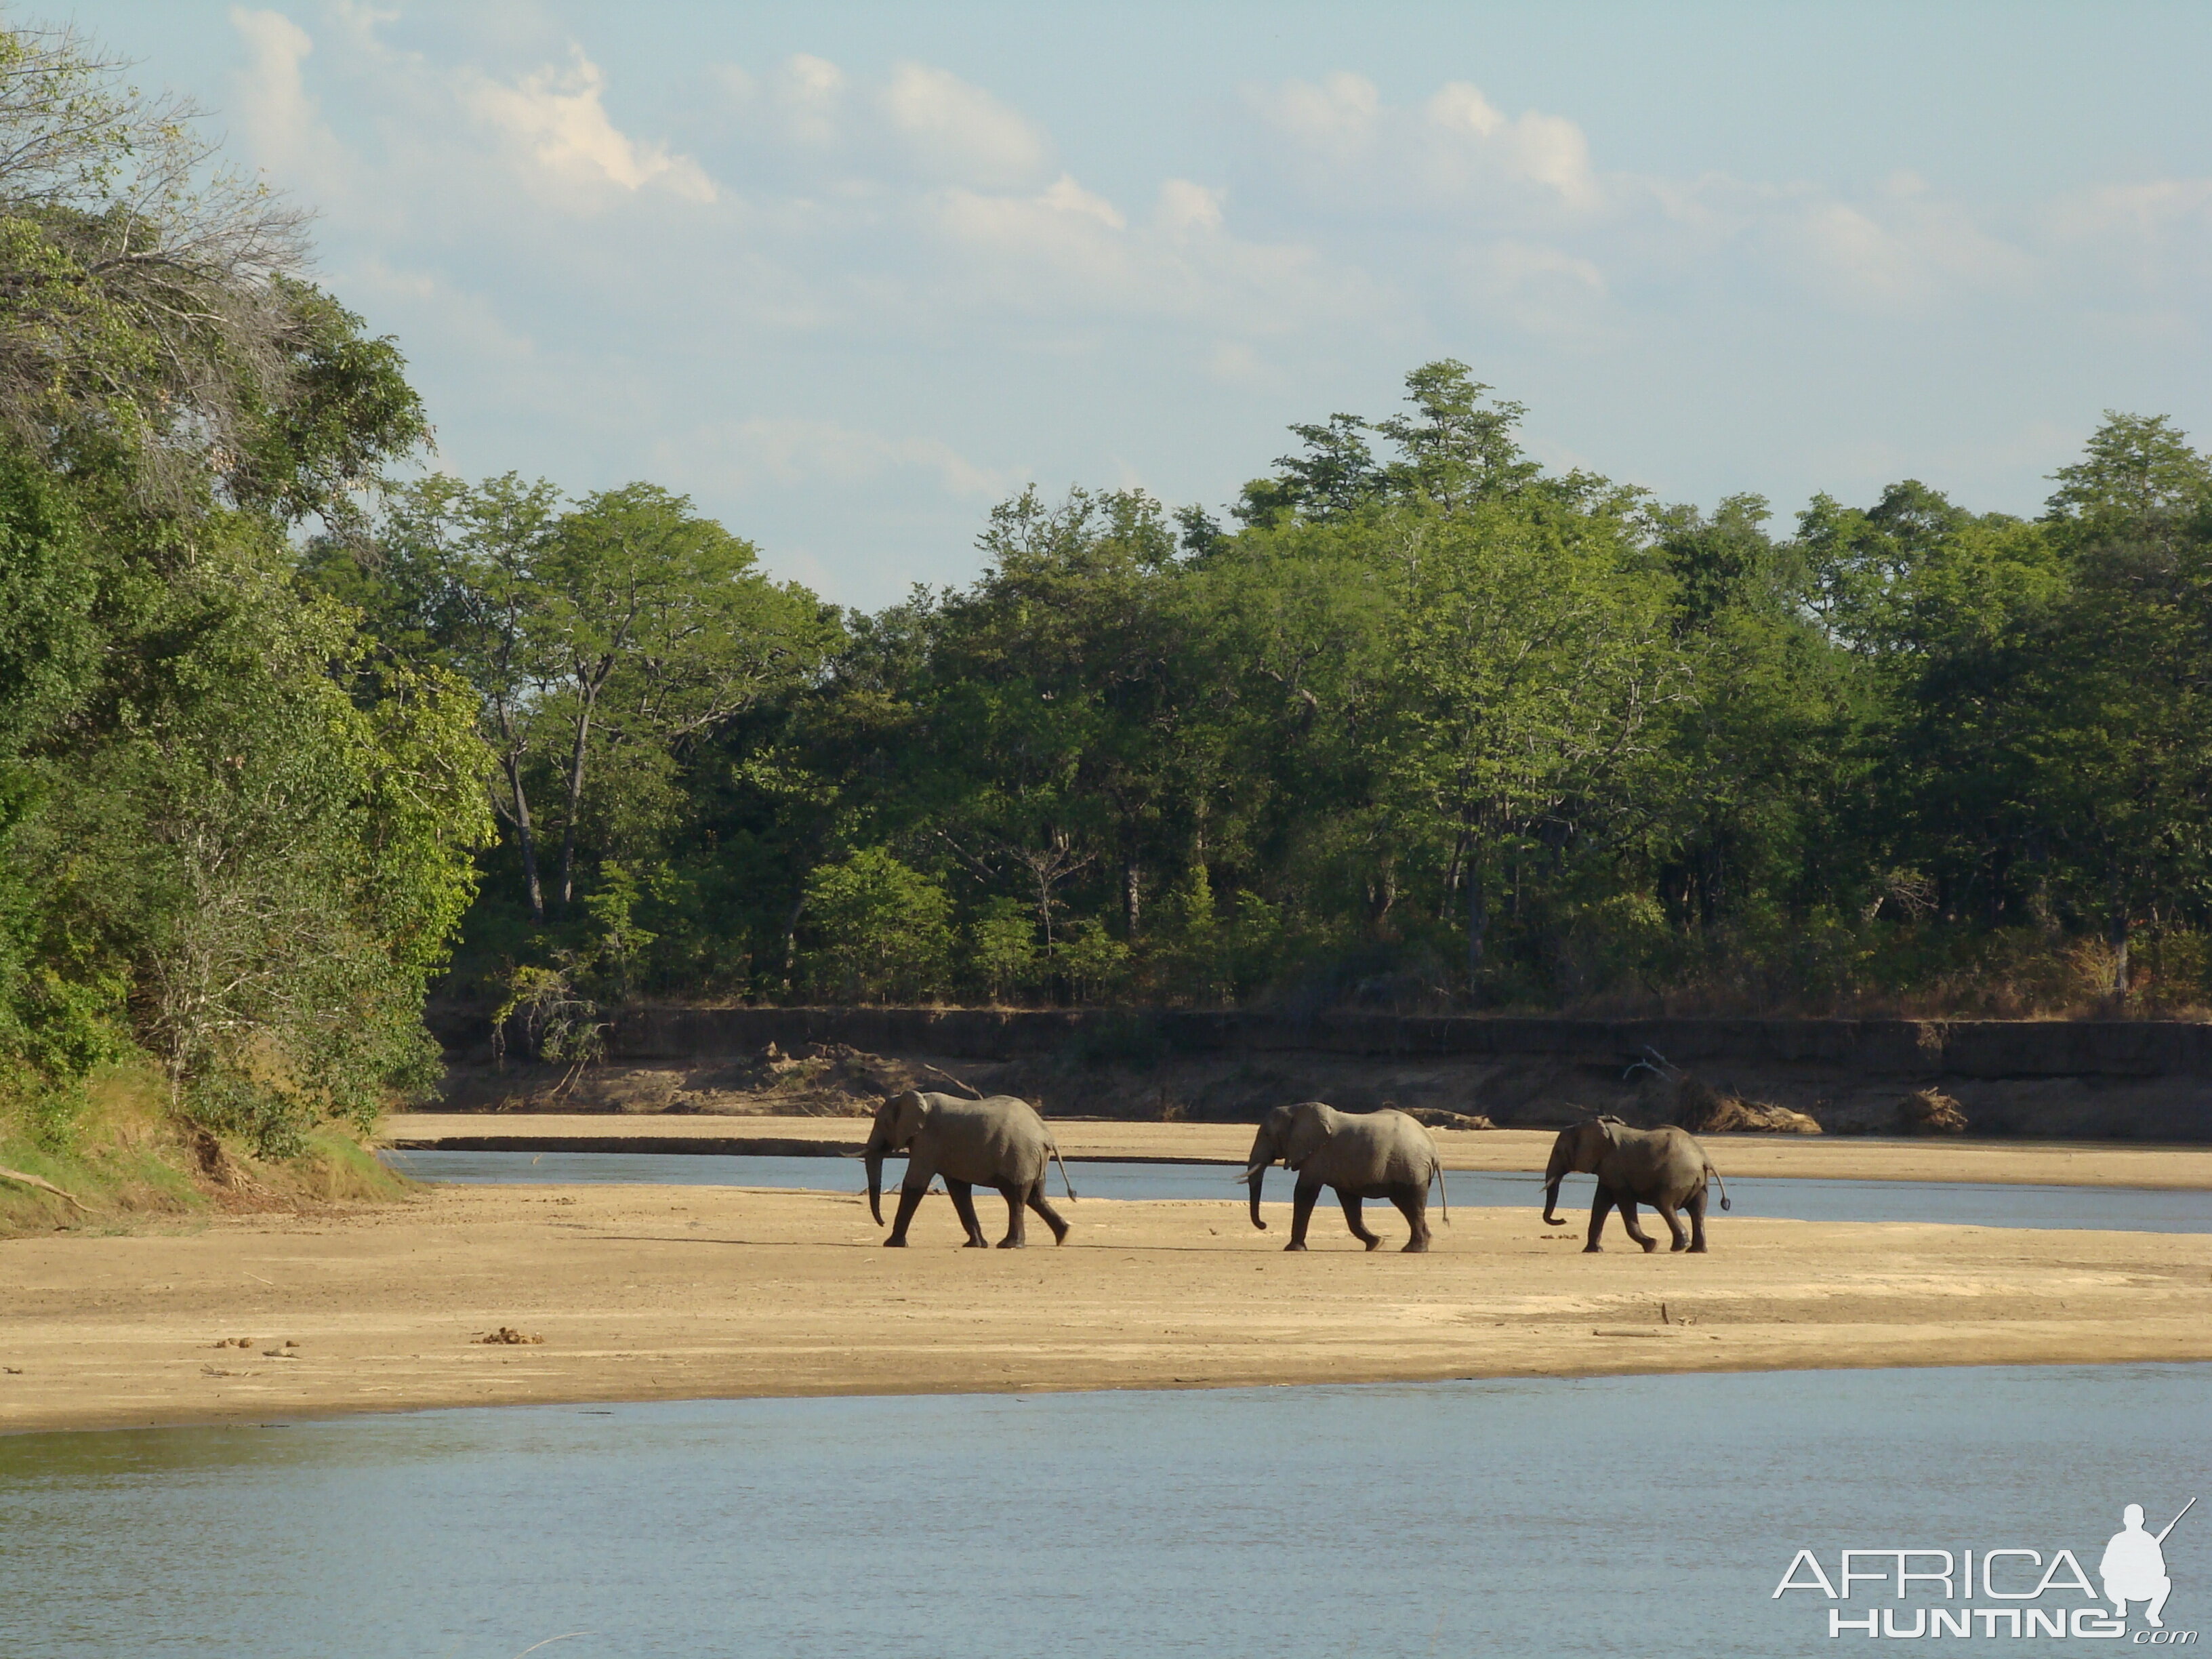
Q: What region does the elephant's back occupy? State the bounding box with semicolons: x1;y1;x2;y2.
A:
931;1094;1053;1183
1349;1108;1439;1184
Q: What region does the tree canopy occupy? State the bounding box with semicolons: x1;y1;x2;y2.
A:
401;361;2212;1021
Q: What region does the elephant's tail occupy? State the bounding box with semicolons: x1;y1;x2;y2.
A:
1706;1162;1732;1212
1431;1151;1450;1226
1051;1142;1079;1203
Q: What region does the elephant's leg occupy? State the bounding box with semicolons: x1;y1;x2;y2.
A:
1385;1183;1431;1252
1584;1185;1615;1252
1025;1181;1071;1245
1660;1202;1690;1252
1617;1194;1659;1253
994;1181;1027;1248
884;1184;928;1247
1286;1180;1322;1250
1336;1187;1382;1250
1685;1187;1709;1253
945;1179;988;1248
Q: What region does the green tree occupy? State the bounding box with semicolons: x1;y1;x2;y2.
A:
1383;495;1685;991
2026;415;2212;989
537;483;836;910
0;22;484;1158
968;897;1040;1002
800;848;952;1002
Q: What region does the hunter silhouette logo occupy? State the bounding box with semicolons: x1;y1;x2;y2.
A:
2104;1500;2193;1630
1772;1496;2197;1641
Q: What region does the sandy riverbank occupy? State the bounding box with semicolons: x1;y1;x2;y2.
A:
4;1182;2208;1435
382;1111;2212;1188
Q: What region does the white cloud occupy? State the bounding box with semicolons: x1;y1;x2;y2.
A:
1258;71;1381;159
1155;178;1225;235
708;417;1015;501
928;170;1366;332
1037;172;1125;229
1422;82;1597;209
466;47;717;203
1775;184;2032;312
879;62;1049;187
770;54;846;146
2040;179;2212;291
2046;178;2212;239
228;7;355;197
1248;73;1600;212
1460;241;1610;340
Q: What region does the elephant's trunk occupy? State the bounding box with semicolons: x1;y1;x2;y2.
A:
1246;1164;1268;1231
1542;1175;1566;1227
865;1145;885;1225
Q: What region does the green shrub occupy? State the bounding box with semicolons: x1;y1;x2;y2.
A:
800;848;953;1002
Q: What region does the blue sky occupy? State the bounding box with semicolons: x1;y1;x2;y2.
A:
68;1;2212;606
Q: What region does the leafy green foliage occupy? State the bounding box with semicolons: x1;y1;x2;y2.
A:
523;379;2211;1019
0;23;488;1158
800;848;953;1002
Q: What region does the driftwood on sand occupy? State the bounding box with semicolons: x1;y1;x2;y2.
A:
0;1164;89;1211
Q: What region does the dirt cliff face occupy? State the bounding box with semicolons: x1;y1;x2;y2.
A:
433;1007;2212;1140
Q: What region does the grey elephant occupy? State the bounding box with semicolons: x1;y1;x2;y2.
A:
863;1090;1077;1248
1243;1101;1448;1252
1541;1116;1731;1253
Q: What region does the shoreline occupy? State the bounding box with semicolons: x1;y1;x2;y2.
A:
5;1182;2209;1437
381;1112;2212;1189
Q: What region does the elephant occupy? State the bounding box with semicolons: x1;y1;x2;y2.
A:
1243;1101;1448;1252
863;1090;1078;1249
1541;1116;1732;1253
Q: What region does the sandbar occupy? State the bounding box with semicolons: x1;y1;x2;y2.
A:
3;1183;2208;1435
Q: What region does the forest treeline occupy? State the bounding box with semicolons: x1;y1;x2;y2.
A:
343;369;2212;1037
3;26;2210;1166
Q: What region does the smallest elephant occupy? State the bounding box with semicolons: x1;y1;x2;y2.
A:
1542;1117;1731;1253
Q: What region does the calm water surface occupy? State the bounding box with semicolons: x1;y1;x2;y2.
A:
381;1149;2212;1231
2;1366;2205;1657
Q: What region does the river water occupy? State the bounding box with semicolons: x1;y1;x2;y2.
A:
380;1149;2212;1232
2;1364;2205;1657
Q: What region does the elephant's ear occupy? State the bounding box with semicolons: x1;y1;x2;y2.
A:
1284;1102;1333;1165
884;1089;926;1139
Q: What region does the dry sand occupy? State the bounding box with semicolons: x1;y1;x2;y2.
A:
4;1180;2209;1435
383;1111;2212;1188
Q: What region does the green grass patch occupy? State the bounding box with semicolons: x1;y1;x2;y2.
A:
0;1061;415;1237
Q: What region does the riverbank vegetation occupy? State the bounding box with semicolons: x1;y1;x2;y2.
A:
0;26;486;1186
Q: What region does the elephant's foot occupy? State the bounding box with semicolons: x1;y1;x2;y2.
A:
1283;1240;1308;1252
1637;1237;1659;1254
1669;1240;1688;1252
882;1237;909;1248
1689;1242;1709;1254
1582;1243;1604;1253
1048;1227;1069;1246
962;1237;989;1249
995;1238;1025;1249
1401;1238;1430;1253
1360;1236;1380;1252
